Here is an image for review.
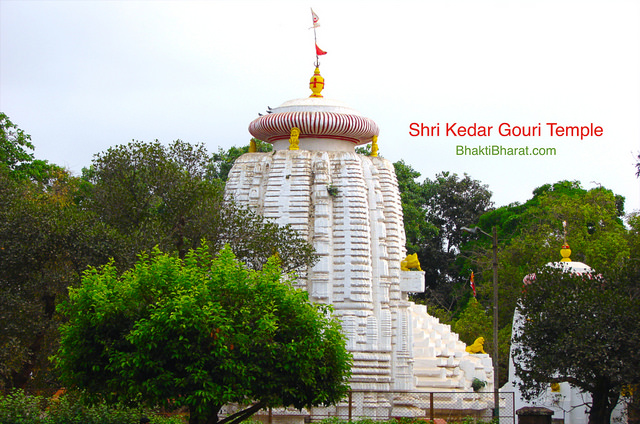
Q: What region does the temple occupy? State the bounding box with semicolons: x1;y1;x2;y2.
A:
224;66;494;420
502;232;625;424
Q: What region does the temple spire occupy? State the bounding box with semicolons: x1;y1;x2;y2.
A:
560;220;572;262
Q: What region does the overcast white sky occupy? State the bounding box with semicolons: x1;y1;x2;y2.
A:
1;0;639;212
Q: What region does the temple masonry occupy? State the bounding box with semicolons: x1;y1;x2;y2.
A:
224;67;494;420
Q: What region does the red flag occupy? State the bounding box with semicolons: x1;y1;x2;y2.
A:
470;272;477;297
315;43;327;56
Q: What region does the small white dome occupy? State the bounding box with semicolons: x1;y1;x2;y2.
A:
273;97;363;116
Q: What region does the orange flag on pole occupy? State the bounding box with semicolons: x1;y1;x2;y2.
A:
310;8;327;63
315;43;327;56
470;272;477;297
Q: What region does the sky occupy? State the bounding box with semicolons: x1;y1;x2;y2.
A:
1;0;639;212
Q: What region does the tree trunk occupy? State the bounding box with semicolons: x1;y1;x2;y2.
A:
188;402;265;424
588;381;618;424
629;389;640;424
188;405;220;424
218;401;267;424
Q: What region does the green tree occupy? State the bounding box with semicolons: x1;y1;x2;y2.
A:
449;295;512;385
393;165;493;311
424;172;494;256
469;181;628;329
0;113;34;173
393;161;438;256
451;297;491;346
420;172;493;309
513;266;640;424
0;112;60;183
626;213;640;262
0;167;120;392
55;244;352;424
0;130;309;394
83;139;314;272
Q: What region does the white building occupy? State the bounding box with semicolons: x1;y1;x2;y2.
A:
225;67;494;421
502;246;626;424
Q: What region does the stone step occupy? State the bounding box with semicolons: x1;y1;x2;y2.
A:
413;367;446;379
414;376;465;389
413;357;446;368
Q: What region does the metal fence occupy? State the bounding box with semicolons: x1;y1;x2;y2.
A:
252;391;515;424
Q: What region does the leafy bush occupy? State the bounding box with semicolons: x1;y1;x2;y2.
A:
0;390;48;424
471;378;487;392
0;390;185;424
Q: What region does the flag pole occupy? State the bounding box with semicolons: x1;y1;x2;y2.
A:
314;24;319;67
310;8;327;66
311;8;319;67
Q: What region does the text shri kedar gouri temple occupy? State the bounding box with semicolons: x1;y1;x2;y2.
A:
224;67;494;420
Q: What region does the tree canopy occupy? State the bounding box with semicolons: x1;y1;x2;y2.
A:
467;181;628;329
0;113;34;174
82;139;314;272
55;244;352;424
393;163;494;311
513;265;640;424
0;163;119;391
0;112;62;184
1;118;316;393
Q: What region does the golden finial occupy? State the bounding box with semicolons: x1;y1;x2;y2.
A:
248;139;257;153
309;67;324;98
371;135;379;157
560;220;571;262
289;127;300;150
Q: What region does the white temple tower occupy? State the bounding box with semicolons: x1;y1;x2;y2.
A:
225;67;494;419
502;240;625;424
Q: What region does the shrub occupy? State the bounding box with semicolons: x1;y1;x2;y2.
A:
471;378;487;392
0;390;48;424
0;390;186;424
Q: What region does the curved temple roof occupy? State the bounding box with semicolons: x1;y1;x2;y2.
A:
248;68;379;147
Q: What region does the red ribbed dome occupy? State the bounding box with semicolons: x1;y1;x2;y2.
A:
248;97;379;146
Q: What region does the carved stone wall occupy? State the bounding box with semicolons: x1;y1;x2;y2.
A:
227;150;407;391
225;149;494;417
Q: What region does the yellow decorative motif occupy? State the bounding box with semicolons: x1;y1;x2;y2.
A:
289;127;300;150
309;67;324;98
401;253;422;271
249;139;257;153
551;382;561;392
465;337;487;354
371;135;379;157
560;244;572;262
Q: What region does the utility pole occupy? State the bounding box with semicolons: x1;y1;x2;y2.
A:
492;226;499;422
461;225;500;422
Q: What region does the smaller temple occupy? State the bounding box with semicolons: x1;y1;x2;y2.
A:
503;241;591;424
502;224;624;424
